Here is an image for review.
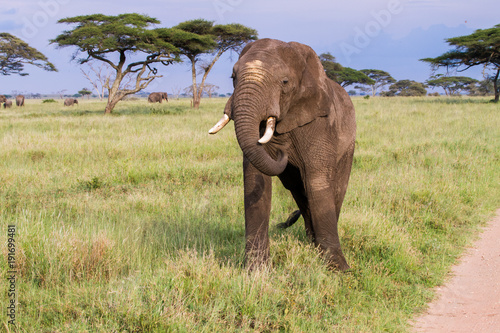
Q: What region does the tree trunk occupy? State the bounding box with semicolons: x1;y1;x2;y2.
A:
104;76;122;114
104;98;120;114
190;58;200;109
493;68;499;103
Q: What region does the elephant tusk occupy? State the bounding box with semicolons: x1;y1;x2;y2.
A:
208;114;231;134
258;117;276;144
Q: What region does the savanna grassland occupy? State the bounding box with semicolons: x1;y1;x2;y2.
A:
1;97;499;332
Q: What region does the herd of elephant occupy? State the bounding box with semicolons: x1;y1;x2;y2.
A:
0;95;24;108
2;39;357;272
0;92;168;109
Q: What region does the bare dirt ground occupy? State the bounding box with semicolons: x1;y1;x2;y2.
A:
412;209;500;333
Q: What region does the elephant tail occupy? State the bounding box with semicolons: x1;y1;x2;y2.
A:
276;210;301;229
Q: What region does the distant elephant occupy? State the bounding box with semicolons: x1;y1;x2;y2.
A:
64;98;78;106
148;92;168;103
16;95;25;107
4;100;12;108
209;39;356;271
0;95;6;103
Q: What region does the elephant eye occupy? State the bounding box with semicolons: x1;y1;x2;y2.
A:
282;79;289;85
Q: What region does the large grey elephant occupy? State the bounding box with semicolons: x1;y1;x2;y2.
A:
16;95;25;107
4;100;12;108
148;92;168;103
209;39;356;271
64;98;78;106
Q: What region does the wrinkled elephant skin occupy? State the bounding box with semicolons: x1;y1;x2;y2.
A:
209;39;356;271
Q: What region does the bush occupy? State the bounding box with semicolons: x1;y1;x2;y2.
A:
42;99;57;103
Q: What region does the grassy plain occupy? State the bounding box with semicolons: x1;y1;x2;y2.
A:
1;97;499;332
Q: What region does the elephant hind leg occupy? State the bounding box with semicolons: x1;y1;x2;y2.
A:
306;174;350;271
278;166;315;241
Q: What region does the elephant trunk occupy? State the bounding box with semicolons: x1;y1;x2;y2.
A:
233;78;288;176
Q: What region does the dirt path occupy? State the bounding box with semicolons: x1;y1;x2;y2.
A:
412;209;500;332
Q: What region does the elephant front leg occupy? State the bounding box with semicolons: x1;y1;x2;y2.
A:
243;156;273;270
307;175;350;271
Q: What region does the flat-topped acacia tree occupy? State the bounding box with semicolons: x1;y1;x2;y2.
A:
51;13;210;114
0;32;57;76
421;24;500;102
360;69;396;96
174;19;257;108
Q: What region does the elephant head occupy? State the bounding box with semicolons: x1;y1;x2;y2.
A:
209;39;331;176
0;95;6;103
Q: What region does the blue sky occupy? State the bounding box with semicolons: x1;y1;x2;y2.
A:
1;0;499;95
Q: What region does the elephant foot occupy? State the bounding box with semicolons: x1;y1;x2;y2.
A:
276;210;301;229
245;255;270;272
322;247;350;272
326;257;350;272
244;248;270;271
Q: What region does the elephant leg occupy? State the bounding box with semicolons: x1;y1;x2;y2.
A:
278;167;314;241
334;148;354;222
290;191;314;241
243;156;272;270
305;174;350;271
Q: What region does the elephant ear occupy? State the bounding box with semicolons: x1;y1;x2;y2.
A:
276;42;331;134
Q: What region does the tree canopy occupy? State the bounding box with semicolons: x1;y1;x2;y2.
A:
468;78;495;96
359;69;396;96
426;75;478;96
78;88;92;99
421;23;500;101
174;19;257;108
382;80;427;97
0;33;57;76
319;53;374;88
51;13;197;113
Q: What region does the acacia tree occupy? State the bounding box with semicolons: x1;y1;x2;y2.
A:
78;88;92;99
320;53;343;81
360;69;396;96
174;19;257;108
421;24;500;102
383;80;427;97
80;61;118;100
319;53;374;88
468;78;495;96
51;14;196;114
426;75;478;96
0;33;57;76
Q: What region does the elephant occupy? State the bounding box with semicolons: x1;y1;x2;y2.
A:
209;39;356;271
4;100;12;108
16;95;25;107
64;98;78;106
148;92;168;103
0;95;6;103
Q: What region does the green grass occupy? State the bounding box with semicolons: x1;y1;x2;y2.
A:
1;97;499;332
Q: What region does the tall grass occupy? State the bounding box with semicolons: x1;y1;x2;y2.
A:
1;97;499;332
